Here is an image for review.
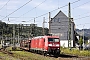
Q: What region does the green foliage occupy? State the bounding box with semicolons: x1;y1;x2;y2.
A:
0;22;49;38
11;50;55;60
0;51;18;60
4;47;55;60
61;47;90;56
79;37;83;46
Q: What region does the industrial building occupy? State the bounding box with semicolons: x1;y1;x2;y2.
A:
50;10;76;47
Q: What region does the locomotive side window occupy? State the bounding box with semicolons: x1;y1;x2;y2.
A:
48;38;53;42
48;38;59;42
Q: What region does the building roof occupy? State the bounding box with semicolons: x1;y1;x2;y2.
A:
52;10;68;19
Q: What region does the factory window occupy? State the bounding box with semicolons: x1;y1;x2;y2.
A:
58;18;60;22
54;18;56;22
53;18;58;22
58;28;60;29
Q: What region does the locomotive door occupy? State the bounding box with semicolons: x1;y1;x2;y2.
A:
39;38;45;50
42;38;45;49
29;40;31;49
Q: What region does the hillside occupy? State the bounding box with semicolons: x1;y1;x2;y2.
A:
0;21;49;39
75;29;90;39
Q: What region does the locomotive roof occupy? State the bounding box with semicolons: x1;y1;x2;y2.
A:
32;35;59;39
33;36;44;39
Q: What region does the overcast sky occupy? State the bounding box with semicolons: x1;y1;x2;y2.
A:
0;0;90;29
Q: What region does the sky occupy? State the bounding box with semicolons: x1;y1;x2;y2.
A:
0;0;90;29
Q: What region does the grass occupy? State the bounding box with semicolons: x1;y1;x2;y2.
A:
11;51;56;60
1;46;90;60
0;51;19;60
1;46;58;60
61;47;90;57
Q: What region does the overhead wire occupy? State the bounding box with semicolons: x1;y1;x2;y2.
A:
62;0;80;13
73;0;90;20
13;0;80;22
71;0;80;4
1;0;32;20
72;0;90;28
72;0;90;18
57;0;90;22
72;0;90;9
19;0;47;17
2;0;80;23
28;4;68;21
12;0;47;23
74;15;90;20
76;23;90;29
29;0;80;21
61;0;90;18
74;12;90;18
76;23;90;26
0;0;11;10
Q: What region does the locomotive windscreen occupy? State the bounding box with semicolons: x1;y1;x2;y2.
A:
48;38;59;42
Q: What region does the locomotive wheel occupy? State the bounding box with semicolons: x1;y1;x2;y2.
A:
44;52;47;56
40;51;43;55
36;50;38;54
44;53;46;56
49;54;51;57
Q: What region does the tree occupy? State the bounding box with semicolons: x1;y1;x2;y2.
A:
78;37;83;50
79;37;83;46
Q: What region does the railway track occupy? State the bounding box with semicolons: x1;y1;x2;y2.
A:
0;47;90;60
0;47;21;60
31;49;90;60
26;49;90;60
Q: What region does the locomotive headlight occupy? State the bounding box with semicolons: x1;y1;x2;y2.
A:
57;48;59;49
48;44;52;46
56;44;59;46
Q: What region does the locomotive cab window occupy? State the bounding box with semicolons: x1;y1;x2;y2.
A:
48;38;59;42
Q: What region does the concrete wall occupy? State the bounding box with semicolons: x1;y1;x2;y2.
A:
60;40;73;47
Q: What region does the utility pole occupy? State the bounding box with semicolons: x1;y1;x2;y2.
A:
83;25;85;50
12;24;17;50
43;17;45;35
68;2;71;48
34;18;35;23
49;12;51;34
5;23;8;44
1;29;3;47
1;25;4;46
21;24;23;40
13;24;15;46
31;24;34;37
18;24;20;44
28;24;30;39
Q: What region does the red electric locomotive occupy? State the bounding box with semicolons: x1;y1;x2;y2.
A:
20;35;60;56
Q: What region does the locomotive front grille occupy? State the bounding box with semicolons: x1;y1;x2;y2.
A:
47;47;60;54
